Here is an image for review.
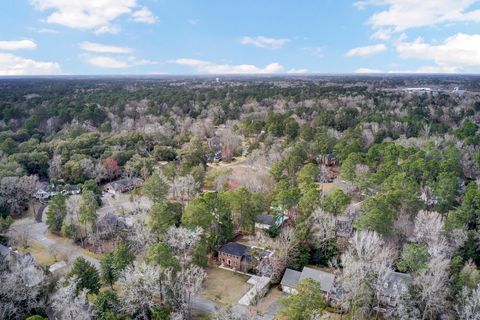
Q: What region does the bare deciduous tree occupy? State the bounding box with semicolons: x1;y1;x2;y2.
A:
50;277;95;320
119;262;160;319
256;226;300;283
0;175;38;215
164;265;206;319
165;226;203;269
218;127;242;162
455;284;480;320
0;254;46;320
340;231;396;320
308;208;336;250
170;174;199;207
48;154;63;181
414;254;451;320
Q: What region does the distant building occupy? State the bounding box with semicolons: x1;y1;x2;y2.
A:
104;178;142;194
281;266;335;297
218;242;251;272
34;182;81;200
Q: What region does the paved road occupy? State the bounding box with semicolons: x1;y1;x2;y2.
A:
8;217;100;268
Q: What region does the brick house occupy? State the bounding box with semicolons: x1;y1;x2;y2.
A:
218;242;251;272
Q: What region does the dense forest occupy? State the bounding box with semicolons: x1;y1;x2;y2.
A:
1;76;480;320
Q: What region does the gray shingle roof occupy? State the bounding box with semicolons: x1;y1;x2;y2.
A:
280;267;335;293
299;267;335;293
218;242;250;257
280;268;302;288
380;271;412;297
255;214;275;226
0;244;10;256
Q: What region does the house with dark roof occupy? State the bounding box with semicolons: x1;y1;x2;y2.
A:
255;214;286;232
255;214;275;230
281;266;336;297
218;242;251;272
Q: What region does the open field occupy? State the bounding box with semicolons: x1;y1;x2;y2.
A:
16;239;65;267
200;267;252;306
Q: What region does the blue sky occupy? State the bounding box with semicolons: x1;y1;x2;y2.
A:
1;0;480;75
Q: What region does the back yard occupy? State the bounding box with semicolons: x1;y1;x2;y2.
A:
200;267;252;306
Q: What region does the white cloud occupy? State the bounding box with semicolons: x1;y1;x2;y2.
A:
30;27;60;34
30;0;156;33
345;44;387;57
170;58;284;74
355;68;383;73
288;68;308;74
0;40;37;50
94;25;121;35
301;46;324;57
356;0;480;32
79;41;132;54
388;66;459;73
395;33;480;72
370;28;393;40
239;36;290;49
85;55;156;68
0;53;60;75
132;6;157;24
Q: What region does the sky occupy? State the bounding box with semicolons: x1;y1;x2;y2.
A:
1;0;480;75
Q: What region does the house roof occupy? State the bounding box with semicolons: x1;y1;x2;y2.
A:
381;271;412;296
255;214;275;226
281;266;336;293
299;267;335;293
0;244;10;256
280;268;302;288
218;242;250;257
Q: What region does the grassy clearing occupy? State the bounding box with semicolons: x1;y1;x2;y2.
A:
200;267;252;306
318;182;340;194
17;239;65;267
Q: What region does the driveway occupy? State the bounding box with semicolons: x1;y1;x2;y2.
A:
192;296;216;313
